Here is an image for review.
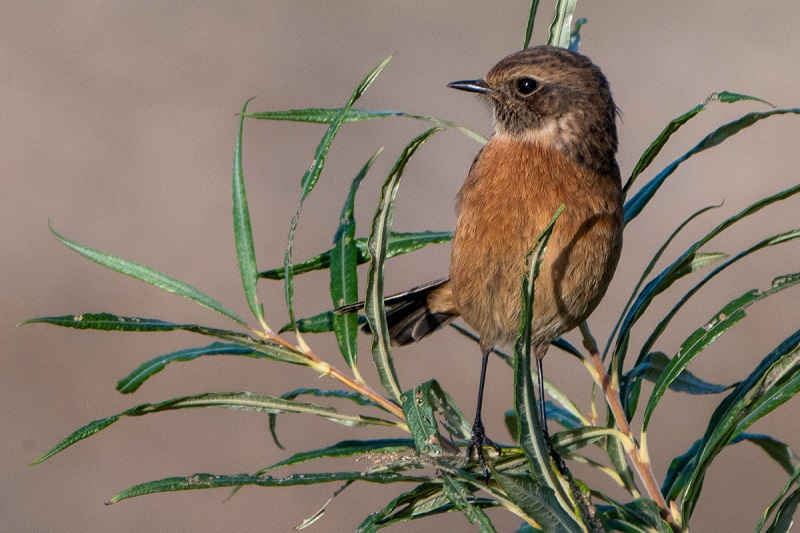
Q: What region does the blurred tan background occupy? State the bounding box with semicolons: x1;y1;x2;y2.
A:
3;1;799;531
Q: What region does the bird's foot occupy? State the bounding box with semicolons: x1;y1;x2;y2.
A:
464;419;502;481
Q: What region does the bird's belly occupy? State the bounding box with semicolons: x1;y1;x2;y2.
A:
449;147;622;349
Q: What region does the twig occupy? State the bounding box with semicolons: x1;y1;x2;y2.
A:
580;323;683;533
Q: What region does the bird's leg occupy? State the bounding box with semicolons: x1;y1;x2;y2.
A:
536;355;567;475
465;347;501;480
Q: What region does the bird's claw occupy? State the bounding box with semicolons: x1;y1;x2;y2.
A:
464;420;501;481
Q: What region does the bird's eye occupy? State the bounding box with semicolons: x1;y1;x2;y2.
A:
516;77;538;95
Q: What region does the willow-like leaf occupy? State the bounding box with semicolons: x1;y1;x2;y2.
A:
643;273;800;430
21;313;307;365
442;474;498;532
365;127;442;402
755;467;800;533
268;388;386;449
603;203;721;364
622;91;774;195
513;205;576;513
671;330;800;518
243;107;486;144
402;383;444;456
232;97;263;323
117;342;259;393
258;439;414;474
624;107;800;224
547;0;577;48
284;56;392;339
48;227;246;325
493;471;585;533
331;149;381;370
260;230;452;279
109;470;427;504
31;392;397;466
613;184;800;379
523;0;541;49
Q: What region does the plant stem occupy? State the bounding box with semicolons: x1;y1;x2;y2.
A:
589;352;682;532
250;326;408;424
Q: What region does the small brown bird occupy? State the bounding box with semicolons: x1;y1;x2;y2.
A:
344;45;623;475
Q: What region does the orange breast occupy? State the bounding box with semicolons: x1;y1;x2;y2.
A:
449;137;622;350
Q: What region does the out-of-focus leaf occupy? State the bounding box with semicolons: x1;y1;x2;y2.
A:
568;18;587;52
626;351;731;396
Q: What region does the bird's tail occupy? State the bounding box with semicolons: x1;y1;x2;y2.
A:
335;277;458;346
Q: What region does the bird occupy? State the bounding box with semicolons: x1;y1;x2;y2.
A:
340;45;623;477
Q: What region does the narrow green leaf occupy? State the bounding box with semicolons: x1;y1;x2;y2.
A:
243;107;486;144
260;230;452;279
624;107;800;224
421;380;471;441
331;149;382;370
614;185;800;380
279;310;336;334
604;203;720;366
232;97;263;323
513;205;576;511
547;0;577;48
756;467;800;533
492;471;585;533
634;229;800;375
116;342;259;393
31;392;398;465
626;351;731;396
623;92;774;196
643;273;800;430
48;227;246;325
402;384;444;456
21;313;308;365
269;388;384;449
259;439;414;474
442;474;498;532
740;433;800;476
357;483;457;531
523;0;541;49
676;329;800;518
765;486;800;533
365;127;442;402
284;56;393;339
109;470;427;504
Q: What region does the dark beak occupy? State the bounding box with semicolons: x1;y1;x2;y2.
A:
447;79;492;94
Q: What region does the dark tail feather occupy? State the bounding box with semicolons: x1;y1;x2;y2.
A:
335;277;456;346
